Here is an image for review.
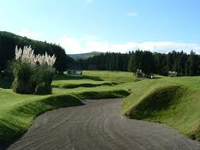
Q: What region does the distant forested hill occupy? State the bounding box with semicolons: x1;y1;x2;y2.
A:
78;50;200;76
0;31;74;73
69;51;102;60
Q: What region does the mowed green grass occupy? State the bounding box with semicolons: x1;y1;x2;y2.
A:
0;71;134;148
122;76;200;140
2;70;200;148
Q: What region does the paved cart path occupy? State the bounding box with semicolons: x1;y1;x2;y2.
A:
7;98;200;150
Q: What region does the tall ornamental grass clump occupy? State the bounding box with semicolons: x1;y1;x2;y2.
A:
11;46;56;94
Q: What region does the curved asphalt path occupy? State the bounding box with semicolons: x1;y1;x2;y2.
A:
7;98;200;150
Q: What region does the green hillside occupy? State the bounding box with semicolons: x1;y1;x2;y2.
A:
69;51;102;60
122;76;200;140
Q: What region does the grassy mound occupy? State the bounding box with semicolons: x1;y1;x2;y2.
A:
75;89;130;100
0;88;130;148
122;77;200;141
0;94;83;148
124;85;183;119
52;81;117;89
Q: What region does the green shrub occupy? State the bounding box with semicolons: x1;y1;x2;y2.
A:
11;46;56;95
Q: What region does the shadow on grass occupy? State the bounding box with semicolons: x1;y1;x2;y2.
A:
0;120;23;150
52;82;118;89
152;76;161;79
53;74;103;81
75;89;130;100
127;85;183;119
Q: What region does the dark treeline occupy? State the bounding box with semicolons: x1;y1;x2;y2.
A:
0;31;74;74
78;52;130;71
78;50;200;76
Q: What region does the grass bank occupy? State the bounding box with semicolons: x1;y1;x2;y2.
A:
122;76;200;141
52;80;117;89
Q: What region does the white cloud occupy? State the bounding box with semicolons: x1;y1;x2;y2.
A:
57;36;86;54
18;29;43;40
57;35;200;54
136;42;200;54
127;12;138;17
85;41;137;53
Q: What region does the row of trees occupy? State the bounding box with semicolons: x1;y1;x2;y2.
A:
1;31;199;77
77;52;130;71
0;31;74;74
77;50;200;76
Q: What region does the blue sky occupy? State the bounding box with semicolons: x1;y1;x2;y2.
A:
0;0;200;54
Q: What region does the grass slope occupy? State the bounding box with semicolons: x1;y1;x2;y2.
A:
0;71;134;148
122;76;200;141
0;93;83;147
69;51;102;60
52;80;117;89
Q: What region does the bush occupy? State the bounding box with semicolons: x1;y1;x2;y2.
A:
12;78;35;94
11;46;56;94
